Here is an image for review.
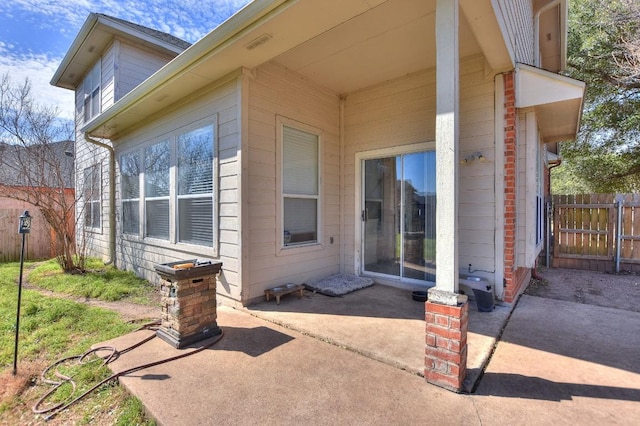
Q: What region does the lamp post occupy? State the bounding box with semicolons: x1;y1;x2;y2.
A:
13;210;31;376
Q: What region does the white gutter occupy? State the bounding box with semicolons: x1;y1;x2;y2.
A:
84;133;116;267
81;0;291;135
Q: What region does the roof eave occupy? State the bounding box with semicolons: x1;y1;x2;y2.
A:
515;63;585;143
51;13;188;90
81;0;292;138
50;13;100;89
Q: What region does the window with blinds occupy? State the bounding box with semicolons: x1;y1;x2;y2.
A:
282;125;319;247
83;61;101;122
177;125;214;246
144;140;170;240
83;164;101;229
121;119;216;249
121;151;140;235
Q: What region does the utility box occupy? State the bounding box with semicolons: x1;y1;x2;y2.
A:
154;259;223;348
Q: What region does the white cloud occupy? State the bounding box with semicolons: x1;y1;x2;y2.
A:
0;0;252;120
0;48;75;120
0;0;251;43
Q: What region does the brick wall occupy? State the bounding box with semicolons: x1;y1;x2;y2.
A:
425;300;468;392
502;72;532;303
503;72;518;302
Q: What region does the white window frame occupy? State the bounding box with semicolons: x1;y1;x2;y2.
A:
144;140;171;241
83;61;101;122
176;123;216;247
120;116;218;256
121;151;141;236
276;116;323;255
83;164;101;230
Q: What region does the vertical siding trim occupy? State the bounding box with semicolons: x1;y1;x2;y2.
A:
339;96;346;274
238;69;251;302
524;109;537;267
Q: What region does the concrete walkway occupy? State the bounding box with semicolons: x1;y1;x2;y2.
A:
96;294;640;425
474;295;640;425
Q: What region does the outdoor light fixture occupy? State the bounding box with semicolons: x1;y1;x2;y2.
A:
18;210;32;234
460;151;486;165
13;210;31;375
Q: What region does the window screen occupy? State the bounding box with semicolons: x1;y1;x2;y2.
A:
282;125;319;246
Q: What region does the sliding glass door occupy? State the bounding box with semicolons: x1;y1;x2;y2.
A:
362;151;436;283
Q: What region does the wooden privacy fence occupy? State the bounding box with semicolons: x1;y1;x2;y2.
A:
0;207;54;262
552;193;640;272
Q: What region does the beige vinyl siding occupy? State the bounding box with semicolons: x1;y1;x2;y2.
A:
116;41;175;101
495;0;535;65
246;62;341;302
101;44;116;110
343;55;496;278
519;109;543;268
73;131;111;262
72;67;111;261
72;41;180;268
113;79;241;300
517;113;527;268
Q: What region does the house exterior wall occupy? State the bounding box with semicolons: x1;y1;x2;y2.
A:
109;79;241;299
101;43;116;109
518;109;544;268
245;62;341;302
517;113;527;268
74;132;110;262
73;40;224;291
495;0;535;66
343;54;496;285
116;41;176;101
505;74;539;303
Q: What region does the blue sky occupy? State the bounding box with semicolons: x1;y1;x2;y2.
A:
0;0;251;120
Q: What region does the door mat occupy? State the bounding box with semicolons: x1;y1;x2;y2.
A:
304;274;374;297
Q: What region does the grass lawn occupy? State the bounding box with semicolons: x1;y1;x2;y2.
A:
0;260;157;425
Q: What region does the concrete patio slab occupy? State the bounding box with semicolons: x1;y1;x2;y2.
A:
99;306;480;425
93;292;640;425
245;284;511;391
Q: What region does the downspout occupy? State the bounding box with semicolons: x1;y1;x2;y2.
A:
544;156;562;269
84;132;116;267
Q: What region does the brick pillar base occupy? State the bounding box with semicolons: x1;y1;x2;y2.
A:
425;298;469;392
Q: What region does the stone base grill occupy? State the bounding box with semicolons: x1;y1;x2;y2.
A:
154;260;223;348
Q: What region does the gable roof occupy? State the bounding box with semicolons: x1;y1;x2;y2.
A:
51;12;190;90
95;13;191;51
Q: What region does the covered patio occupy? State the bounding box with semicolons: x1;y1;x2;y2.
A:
244;285;511;392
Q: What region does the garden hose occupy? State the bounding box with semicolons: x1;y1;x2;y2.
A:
32;321;224;421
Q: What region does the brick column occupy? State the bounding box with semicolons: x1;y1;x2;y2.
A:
425;295;468;392
503;71;518;303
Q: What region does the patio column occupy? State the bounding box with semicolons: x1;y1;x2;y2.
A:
426;0;468;393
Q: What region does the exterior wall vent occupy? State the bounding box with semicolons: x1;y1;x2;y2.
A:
244;33;272;50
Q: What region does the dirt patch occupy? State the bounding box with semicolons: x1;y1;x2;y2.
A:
525;267;640;313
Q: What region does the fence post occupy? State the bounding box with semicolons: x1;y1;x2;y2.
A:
615;198;622;273
546;200;552;267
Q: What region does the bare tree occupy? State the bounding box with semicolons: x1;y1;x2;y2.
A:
611;0;640;88
0;73;83;272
